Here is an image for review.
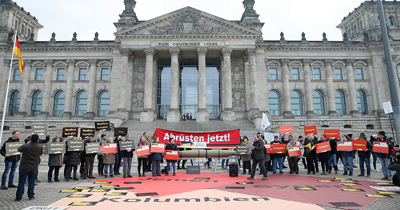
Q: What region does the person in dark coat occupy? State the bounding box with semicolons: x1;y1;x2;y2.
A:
47;137;63;182
304;134;317;174
370;135;379;172
137;136;149;177
271;136;284;174
0;131;21;190
15;134;43;201
122;135;134;178
240;137;252;175
328;138;339;174
388;155;400;187
65;137;80;181
356;133;373;177
341;135;354;176
151;137;163;177
82;135;96;179
113;135;123;175
316;136;330;175
165;137;178;176
248;134;268;180
376;131;394;181
96;132;107;177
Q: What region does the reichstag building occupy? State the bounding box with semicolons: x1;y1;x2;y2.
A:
1;0;399;137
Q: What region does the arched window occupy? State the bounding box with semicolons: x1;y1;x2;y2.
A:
268;90;280;116
357;90;368;114
53;91;65;116
335;90;347;115
389;16;395;26
98;91;110;116
31;91;43;116
313;90;325;115
291;90;303;115
9;91;20;116
75;91;87;116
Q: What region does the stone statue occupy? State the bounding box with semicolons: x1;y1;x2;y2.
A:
124;0;136;11
243;0;255;12
50;32;56;41
322;32;327;41
363;31;369;42
72;32;77;41
343;33;348;42
301;32;306;41
29;33;35;41
7;31;14;42
94;32;99;41
280;32;285;41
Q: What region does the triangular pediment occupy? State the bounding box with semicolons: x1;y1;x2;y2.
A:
115;7;262;38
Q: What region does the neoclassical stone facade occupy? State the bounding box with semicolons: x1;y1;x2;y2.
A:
0;0;400;135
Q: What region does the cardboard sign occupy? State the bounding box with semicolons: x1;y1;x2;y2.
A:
150;143;166;153
164;150;179;160
67;140;84;151
353;140;367;151
62;127;79;137
279;125;293;134
39;143;48;154
264;133;280;143
119;141;135;151
85;142;100;154
288;146;301;157
102;143;118;153
264;144;272;153
80;128;95;138
95;121;110;131
337;141;353;151
315;141;332;154
47;142;65;154
271;144;287;154
5;142;24;155
114;127;128;137
186;166;201;174
32;124;47;135
135;145;150;157
373;141;389;154
324;129;340;139
304;125;317;135
236;145;250;154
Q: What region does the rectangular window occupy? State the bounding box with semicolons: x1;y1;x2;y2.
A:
13;68;21;81
269;68;277;80
35;68;43;80
57;68;65;80
101;68;109;81
335;68;343;80
291;68;299;80
313;68;321;80
79;68;87;80
356;68;364;80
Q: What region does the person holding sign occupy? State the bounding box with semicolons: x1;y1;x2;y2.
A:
0;131;20;190
271;136;284;174
341;135;354;176
103;138;116;178
248;134;268;180
65;137;80;182
82;135;96;179
151;137;163;177
122;135;134;178
304;134;318;174
376;131;394;181
328;138;339;174
317;136;330;175
240;137;252;175
286;136;302;174
165;137;178;176
357;133;372;177
47;137;63;183
137;136;149;177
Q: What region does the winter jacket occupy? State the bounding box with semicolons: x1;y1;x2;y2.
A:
65;141;81;165
114;137;123;154
122;140;134;158
316;140;331;160
0;137;21;162
103;153;115;165
83;139;97;158
48;153;63;167
252;139;265;160
329;139;338;154
263;145;271;162
240;142;252;162
18;142;43;172
304;137;318;158
137;141;149;158
340;140;354;157
376;136;394;159
24;135;50;144
270;140;284;159
358;140;372;159
287;140;302;158
165;142;178;162
151;152;163;161
388;160;400;187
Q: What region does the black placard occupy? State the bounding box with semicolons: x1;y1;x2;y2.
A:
85;142;101;154
119;140;135;151
74;187;94;190
67;140;84;151
47;142;65;154
5;142;24;155
32;124;47;135
225;186;245;189
104;192;128;196
80;128;95;138
95;121;110;131
135;192;159;197
295;187;317;191
62;127;79;137
186;166;201;174
115;187;135;190
39;143;48;154
236;145;249;154
124;182;142;184
67;194;93;198
114;127;128;137
101;185;120;188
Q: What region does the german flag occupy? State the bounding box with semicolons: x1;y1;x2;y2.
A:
13;34;24;75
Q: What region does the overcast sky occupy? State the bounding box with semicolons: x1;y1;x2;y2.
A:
14;0;369;41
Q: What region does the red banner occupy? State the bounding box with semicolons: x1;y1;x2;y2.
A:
150;143;165;153
154;128;240;148
304;125;317;135
352;140;367;151
315;141;331;154
337;141;353;151
264;144;272;153
373;141;389;154
271;144;287;154
136;145;150;157
324;129;340;139
279;125;294;134
164;150;179;160
288;146;301;157
102;143;118;153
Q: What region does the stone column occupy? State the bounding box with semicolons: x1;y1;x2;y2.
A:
281;59;294;118
325;59;338;117
346;59;360;117
41;59;53;116
304;59;316;118
63;59;75;117
16;59;31;116
367;59;379;114
221;48;236;122
196;48;209;122
140;48;156;122
246;48;260;119
118;49;131;111
85;59;97;118
167;48;181;122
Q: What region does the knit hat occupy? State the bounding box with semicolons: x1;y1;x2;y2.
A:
359;133;366;139
378;131;385;136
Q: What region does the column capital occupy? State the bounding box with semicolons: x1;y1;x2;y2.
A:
120;48;132;56
169;48;180;56
144;48;156;56
245;48;256;56
345;59;355;66
222;48;233;56
281;59;289;66
324;59;333;66
303;59;312;66
197;48;207;56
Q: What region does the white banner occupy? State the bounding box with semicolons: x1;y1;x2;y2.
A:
264;132;280;143
383;101;393;114
261;113;271;131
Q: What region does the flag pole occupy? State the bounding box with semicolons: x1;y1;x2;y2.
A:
0;31;17;146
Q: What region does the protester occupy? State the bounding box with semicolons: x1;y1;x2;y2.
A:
113;135;123;175
297;136;307;169
317;136;330;175
377;131;394;181
357;133;372;177
65;137;80;181
204;158;212;169
103;138;116;178
262;139;270;175
48;137;62;183
304;134;317;174
137;136;149;177
165;137;178;176
271;136;284;174
370;135;379;172
143;132;152;172
248;134;267;180
388;155;400;187
122;135;134;178
15;134;43;201
151;137;162;177
96;132;107;177
341;135;354;176
240;136;252;175
287;136;302;174
328;138;339;174
82;135;96;179
0;131;20;190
